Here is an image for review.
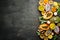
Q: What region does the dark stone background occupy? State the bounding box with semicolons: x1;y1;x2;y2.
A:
0;0;60;40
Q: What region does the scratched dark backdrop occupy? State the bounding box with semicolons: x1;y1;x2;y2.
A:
0;0;60;40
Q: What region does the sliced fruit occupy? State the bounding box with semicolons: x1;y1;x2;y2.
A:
53;2;58;6
44;0;48;4
38;5;44;11
49;23;56;30
40;34;45;39
39;0;44;5
44;36;48;40
45;30;52;36
57;23;60;26
38;24;49;30
51;7;57;12
48;35;53;39
43;11;53;19
49;0;53;4
50;16;60;23
55;16;60;23
45;3;50;12
54;26;59;34
41;11;46;15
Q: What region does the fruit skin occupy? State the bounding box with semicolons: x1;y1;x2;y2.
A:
38;5;44;11
39;0;44;5
48;35;53;39
54;26;59;34
45;4;50;12
38;24;49;30
42;11;53;19
44;30;52;36
41;11;46;15
40;34;45;39
50;16;60;23
51;7;57;12
44;36;48;40
38;0;60;40
57;23;60;26
49;23;56;30
53;2;59;9
53;2;58;6
53;1;59;9
54;16;60;23
44;0;48;4
49;0;53;4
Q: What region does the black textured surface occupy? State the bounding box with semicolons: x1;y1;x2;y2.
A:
0;0;39;40
0;0;60;40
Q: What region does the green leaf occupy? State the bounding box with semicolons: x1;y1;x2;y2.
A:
57;8;60;14
39;16;43;20
53;35;58;40
36;31;40;35
41;20;46;24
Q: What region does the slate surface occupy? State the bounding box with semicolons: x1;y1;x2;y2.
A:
0;0;60;40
